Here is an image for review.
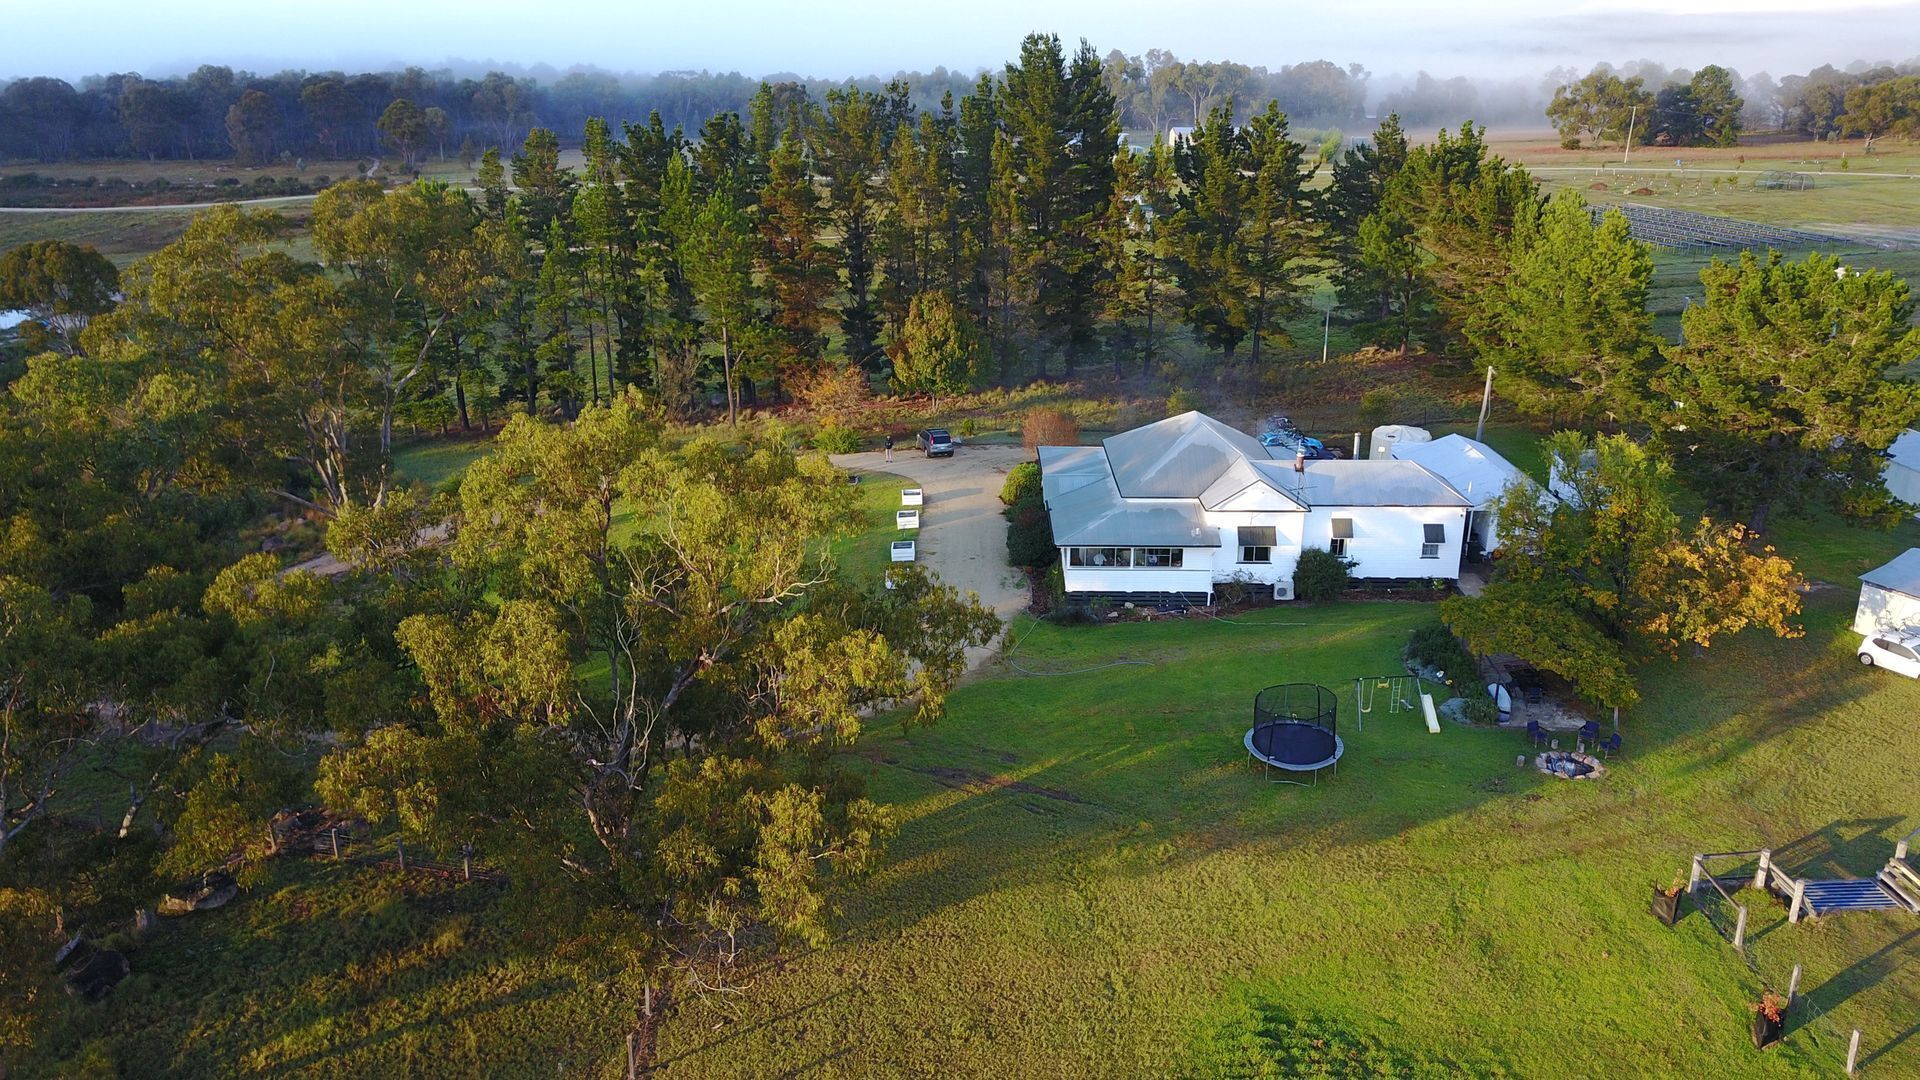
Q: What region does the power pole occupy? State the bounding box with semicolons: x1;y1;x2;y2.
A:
1623;105;1638;166
1321;306;1331;363
1474;365;1494;441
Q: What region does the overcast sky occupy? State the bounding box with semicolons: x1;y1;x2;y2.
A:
9;0;1919;83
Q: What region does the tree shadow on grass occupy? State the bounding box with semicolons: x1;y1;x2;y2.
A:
1799;928;1920;1023
650;986;856;1069
260;973;579;1077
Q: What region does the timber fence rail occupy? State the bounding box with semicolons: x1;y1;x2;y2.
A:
1688;849;1903;1073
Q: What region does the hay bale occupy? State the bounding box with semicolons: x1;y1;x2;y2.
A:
1631;186;1656;196
1588;181;1609;191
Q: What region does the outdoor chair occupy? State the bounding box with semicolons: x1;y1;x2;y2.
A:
1525;720;1549;748
1523;685;1545;705
1598;733;1623;757
1579;721;1601;745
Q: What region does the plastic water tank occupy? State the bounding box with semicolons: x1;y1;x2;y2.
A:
1369;424;1432;460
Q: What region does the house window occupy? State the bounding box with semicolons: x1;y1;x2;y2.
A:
1067;547;1136;568
1330;517;1353;558
1238;526;1275;564
1421;522;1446;560
1068;547;1183;569
1138;547;1183;568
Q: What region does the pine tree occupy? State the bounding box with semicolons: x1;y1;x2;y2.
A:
1057;40;1122;372
891;291;985;398
759;136;833;374
1238;101;1315;366
1169;104;1249;359
816;88;885;371
683;190;761;426
1653;251;1920;531
1325;114;1409;330
534;216;584;417
1484;191;1657;423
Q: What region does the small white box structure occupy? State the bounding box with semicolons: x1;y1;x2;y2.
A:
890;540;917;563
896;509;920;530
901;488;924;507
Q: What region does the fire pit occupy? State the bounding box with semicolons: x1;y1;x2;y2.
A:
1534;750;1605;780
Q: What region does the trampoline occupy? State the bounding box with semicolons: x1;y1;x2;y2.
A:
1244;683;1343;785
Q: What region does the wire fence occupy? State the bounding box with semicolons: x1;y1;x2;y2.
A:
1688;851;1905;1074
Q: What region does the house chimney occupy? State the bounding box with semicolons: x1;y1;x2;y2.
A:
1293;451;1306;473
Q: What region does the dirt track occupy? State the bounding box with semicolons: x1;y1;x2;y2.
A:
832;443;1031;670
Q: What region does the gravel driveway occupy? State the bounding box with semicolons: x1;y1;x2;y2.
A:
832;443;1033;670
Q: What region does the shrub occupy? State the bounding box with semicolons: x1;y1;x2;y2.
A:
1408;622;1476;684
812;423;862;454
1022;407;1079;452
1458;693;1500;726
1005;494;1056;569
1292;547;1352;603
1166;386;1203;415
1045;603;1096;626
793;365;871;425
1001;461;1042;506
891;291;985;397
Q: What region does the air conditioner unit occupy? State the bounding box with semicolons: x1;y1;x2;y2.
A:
1273;581;1292;601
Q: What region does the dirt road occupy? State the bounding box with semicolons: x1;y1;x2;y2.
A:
832;443;1032;670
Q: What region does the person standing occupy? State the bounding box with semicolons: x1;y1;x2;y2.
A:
884;432;894;462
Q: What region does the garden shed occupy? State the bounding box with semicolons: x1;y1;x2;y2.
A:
1855;548;1920;636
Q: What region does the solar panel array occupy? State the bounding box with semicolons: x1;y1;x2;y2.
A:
1593;203;1864;252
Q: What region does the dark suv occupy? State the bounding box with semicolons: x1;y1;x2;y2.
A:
916;428;954;457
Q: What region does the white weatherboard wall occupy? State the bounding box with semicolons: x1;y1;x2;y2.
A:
1304;506;1468;581
1060;561;1215;596
1855;582;1920;636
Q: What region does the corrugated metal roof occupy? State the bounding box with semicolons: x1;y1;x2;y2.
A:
1889;429;1920;471
1248;459;1471;508
1038;444;1220;547
1102;411;1274;498
1389;434;1534;509
1861;548;1920;599
1199;458;1307;511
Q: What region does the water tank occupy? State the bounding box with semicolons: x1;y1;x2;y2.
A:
1369;424;1431;460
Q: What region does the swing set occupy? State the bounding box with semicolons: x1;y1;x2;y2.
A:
1353;674;1426;732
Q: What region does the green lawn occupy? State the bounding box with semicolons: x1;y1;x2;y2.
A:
829;468;919;586
390;436;494;492
647;595;1919;1076
19;571;1920;1077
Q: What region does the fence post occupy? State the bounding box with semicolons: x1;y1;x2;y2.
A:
626;1033;637;1080
1754;849;1771;891
1847;1029;1861;1074
1787;964;1802;1006
462;848;472;882
330;828;340;861
1789;878;1807;924
1689;854;1703;893
396;840;406;871
1733;903;1747;952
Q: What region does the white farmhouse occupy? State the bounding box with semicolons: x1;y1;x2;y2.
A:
1884;429;1920;517
1855;548;1920;636
1387;434;1534;556
1038;411;1470;604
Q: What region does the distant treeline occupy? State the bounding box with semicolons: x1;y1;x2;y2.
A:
4;53;1915;167
1;54;1509;166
